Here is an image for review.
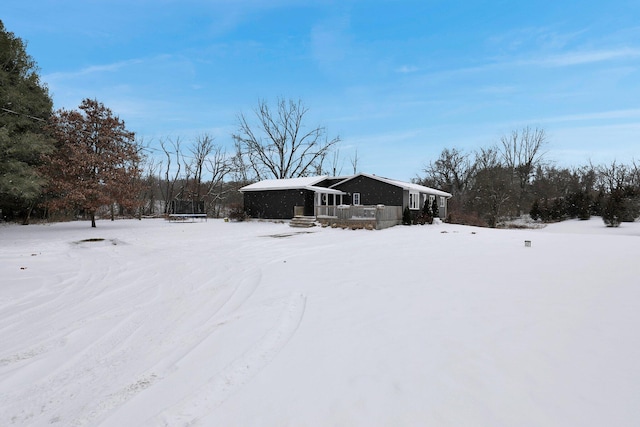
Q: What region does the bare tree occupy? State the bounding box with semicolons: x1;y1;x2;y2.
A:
184;134;217;202
422;148;475;196
630;159;640;188
472;147;513;227
349;148;360;175
204;146;233;216
499;126;548;215
232;98;340;180
160;137;183;214
231;139;251;183
328;149;344;176
140;154;161;216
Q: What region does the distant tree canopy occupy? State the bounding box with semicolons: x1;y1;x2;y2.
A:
42;99;142;227
0;20;54;223
232;98;340;180
418;127;640;227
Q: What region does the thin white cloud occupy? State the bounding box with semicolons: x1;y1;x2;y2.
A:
407;46;640;88
488;26;588;53
44;58;147;81
395;65;419;74
524;48;640;67
538;108;640;124
476;85;518;95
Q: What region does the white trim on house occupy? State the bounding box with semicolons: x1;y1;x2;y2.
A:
409;191;420;210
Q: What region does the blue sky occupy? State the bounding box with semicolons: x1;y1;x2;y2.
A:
4;0;640;181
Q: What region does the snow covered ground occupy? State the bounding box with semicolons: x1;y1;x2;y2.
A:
1;217;639;426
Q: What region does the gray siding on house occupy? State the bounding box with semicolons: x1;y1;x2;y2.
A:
244;189;315;219
418;194;448;218
333;175;403;206
438;196;447;218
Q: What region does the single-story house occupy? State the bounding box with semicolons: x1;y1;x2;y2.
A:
240;173;452;228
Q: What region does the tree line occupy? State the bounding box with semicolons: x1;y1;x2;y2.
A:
417;129;640;227
2;20;638;228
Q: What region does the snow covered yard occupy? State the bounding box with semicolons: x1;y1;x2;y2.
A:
1;218;639;426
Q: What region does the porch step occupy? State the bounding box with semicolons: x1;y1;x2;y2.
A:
290;216;316;228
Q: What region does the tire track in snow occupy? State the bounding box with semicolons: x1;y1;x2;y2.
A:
0;310;147;426
145;267;263;369
1;232;273;426
67;266;265;426
0;245;118;342
71;372;161;427
155;292;307;426
210;267;262;320
0;252;155;369
0;336;68;368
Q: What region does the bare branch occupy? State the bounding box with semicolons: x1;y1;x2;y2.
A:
232;98;340;179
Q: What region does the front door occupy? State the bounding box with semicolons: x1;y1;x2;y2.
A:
304;190;315;216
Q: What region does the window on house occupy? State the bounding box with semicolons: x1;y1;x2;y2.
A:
429;195;435;205
353;192;361;205
440;196;445;208
409;192;419;210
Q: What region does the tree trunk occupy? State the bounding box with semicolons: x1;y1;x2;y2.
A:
91;212;97;228
22;204;33;225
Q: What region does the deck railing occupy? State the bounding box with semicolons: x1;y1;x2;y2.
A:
316;205;338;217
337;205;376;219
315;205;402;229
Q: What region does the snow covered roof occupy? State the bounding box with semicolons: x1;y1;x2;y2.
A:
239;176;328;191
332;173;453;198
239;176;345;195
383;177;453;198
240;173;452;197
